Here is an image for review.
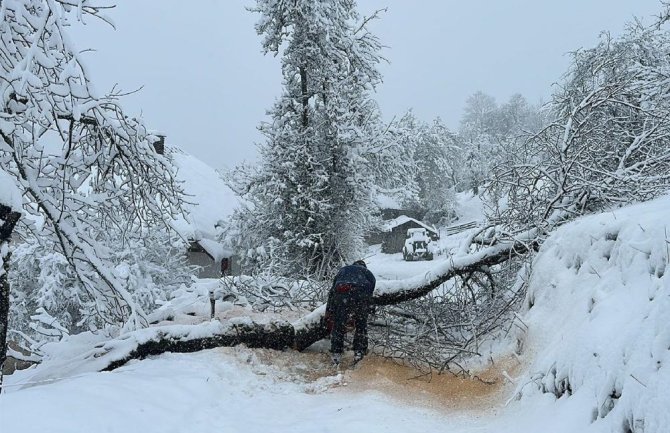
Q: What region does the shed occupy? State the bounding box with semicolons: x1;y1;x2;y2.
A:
187;239;240;278
380;216;439;254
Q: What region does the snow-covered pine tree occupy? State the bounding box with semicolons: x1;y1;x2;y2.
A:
0;0;187;334
414;117;460;224
229;0;385;279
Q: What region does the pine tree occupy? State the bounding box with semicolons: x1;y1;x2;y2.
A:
230;0;385;279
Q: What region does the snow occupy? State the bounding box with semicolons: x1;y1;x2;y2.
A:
511;194;670;432
365;244;438;280
198;238;233;261
1;348;503;433
375;192;402;210
3;195;670;432
170;150;238;241
454;191;484;223
382;215;437;233
0;168;21;212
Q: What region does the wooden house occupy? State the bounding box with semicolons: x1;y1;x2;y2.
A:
187;239;240;278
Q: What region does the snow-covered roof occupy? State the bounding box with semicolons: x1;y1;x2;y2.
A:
382;215;437;234
196;238;233;261
170;149;239;242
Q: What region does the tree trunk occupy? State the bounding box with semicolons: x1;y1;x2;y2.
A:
300;66;309;128
0;204;21;388
102;320;295;372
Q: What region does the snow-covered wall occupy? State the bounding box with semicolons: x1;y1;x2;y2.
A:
516;195;670;433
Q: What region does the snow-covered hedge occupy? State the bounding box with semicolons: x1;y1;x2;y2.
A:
515;195;670;432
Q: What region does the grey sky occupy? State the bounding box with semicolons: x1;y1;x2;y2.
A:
73;1;663;171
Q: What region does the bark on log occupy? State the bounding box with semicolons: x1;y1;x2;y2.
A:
103;320;295;372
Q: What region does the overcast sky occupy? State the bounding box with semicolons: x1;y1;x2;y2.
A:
72;1;663;171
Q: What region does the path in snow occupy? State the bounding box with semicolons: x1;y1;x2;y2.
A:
365;246;453;281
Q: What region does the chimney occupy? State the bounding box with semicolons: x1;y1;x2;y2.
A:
152;134;165;155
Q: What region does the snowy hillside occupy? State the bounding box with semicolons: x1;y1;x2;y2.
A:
511;195;670;432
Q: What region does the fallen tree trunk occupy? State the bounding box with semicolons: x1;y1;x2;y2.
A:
100;319;295;372
64;231;539;372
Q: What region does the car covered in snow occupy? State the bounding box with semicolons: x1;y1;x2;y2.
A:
402;228;434;261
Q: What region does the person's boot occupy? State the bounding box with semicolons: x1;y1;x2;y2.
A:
331;352;342;367
353;351;365;365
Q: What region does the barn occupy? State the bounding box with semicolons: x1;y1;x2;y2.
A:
380;215;439;254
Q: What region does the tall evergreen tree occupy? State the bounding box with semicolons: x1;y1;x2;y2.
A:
229;0;385;279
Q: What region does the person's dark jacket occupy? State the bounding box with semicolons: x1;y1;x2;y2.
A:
330;263;376;294
325;263;376;332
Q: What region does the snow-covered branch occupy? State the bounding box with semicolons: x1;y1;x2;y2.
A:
1;0;187;334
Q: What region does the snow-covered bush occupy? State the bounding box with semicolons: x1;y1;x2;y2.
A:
9;230;194;351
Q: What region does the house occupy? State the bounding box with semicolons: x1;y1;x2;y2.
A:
168;147;241;277
379;215;439;254
187;238;239;278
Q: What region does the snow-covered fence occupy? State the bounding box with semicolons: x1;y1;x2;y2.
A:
444;218;504;237
444;221;479;236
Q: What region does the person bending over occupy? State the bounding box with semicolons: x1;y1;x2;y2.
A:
325;259;376;366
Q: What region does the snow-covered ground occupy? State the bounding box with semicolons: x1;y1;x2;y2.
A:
365;243;439;280
453;190;485;224
511;195;670;432
0;348;503;433
2;194;669;432
0;342;572;433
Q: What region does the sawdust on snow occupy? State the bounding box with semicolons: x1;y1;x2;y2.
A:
237;347;520;413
